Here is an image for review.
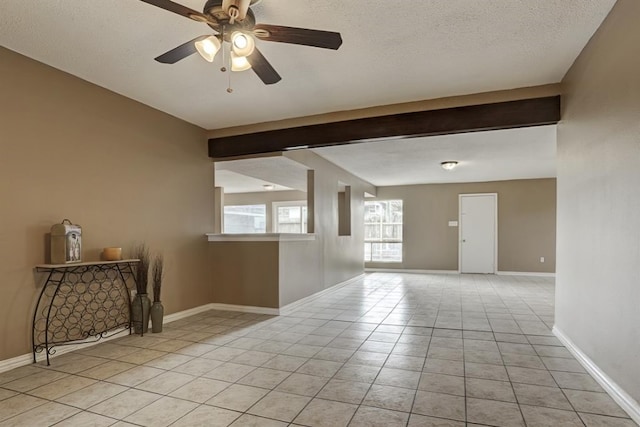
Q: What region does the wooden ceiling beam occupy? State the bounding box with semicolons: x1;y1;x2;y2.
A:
208;96;560;159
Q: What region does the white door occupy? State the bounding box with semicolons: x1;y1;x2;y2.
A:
459;194;497;273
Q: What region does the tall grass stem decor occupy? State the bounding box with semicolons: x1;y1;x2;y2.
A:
152;254;164;303
132;244;150;295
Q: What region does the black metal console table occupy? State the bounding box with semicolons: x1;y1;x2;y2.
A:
33;259;139;365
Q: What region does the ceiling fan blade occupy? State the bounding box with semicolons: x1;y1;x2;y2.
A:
155;36;209;64
139;0;213;24
253;24;343;50
247;47;282;85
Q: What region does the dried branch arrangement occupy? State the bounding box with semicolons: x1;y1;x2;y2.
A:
152;254;164;303
132;243;150;295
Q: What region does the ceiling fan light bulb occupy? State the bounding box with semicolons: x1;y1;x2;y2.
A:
231;52;252;71
195;36;221;62
234;34;248;49
231;32;255;57
203;41;217;54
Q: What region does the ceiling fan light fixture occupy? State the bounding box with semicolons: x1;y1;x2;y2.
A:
145;0;341;88
441;161;459;170
231;32;255;57
195;36;221;62
231;52;252;71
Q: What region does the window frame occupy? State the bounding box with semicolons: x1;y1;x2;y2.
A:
364;199;403;263
223;204;267;234
272;200;308;234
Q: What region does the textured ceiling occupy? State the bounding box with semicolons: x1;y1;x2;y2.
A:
313;125;557;186
215;169;293;193
216;156;308;193
0;0;615;130
215;126;556;193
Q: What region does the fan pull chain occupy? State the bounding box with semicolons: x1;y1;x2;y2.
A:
227;52;233;93
217;25;233;93
220;25;227;73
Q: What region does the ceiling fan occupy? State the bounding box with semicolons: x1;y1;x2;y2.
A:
139;0;343;88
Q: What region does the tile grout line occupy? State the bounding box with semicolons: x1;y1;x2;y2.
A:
3;273;632;427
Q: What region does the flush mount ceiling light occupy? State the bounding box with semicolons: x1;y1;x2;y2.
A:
441;161;459;170
263;184;275;191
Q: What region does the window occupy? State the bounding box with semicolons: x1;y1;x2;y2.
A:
364;200;403;262
273;201;307;233
224;205;266;233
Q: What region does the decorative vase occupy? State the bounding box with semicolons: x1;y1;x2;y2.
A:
132;293;151;334
151;301;164;333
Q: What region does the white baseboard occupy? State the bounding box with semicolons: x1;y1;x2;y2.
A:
207;303;280;316
365;268;459;275
280;273;365;315
497;271;556;277
163;303;217;323
0;303;218;374
365;268;556;277
0;327;130;374
1;273;363;374
553;326;640;424
208;274;366;316
0;353;35;374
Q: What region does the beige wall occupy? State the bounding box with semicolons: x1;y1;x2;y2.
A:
557;0;640;405
283;151;374;294
279;239;323;307
209;242;279;308
368;179;556;273
209;152;372;308
0;47;213;361
210;150;375;307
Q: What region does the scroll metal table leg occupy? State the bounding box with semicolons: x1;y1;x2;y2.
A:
43;269;67;366
117;262;137;336
32;269;54;363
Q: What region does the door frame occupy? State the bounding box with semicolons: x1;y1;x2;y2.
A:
458;193;498;274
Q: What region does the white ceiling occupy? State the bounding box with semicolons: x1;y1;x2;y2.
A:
0;0;615;130
215;169;293;194
216;125;556;193
216;156;308;193
1;1;607;192
313;125;557;186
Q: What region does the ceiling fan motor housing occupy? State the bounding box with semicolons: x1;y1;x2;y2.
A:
222;0;251;22
203;0;256;33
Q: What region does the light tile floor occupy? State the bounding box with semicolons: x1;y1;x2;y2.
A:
0;273;637;426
